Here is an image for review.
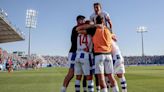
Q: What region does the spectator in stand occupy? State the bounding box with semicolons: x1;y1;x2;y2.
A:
0;48;2;64
8;57;13;73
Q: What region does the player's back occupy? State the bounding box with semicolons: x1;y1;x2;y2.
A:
76;33;93;61
77;34;92;52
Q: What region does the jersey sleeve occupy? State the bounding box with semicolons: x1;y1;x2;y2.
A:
103;11;112;30
70;27;75;43
90;13;95;22
69;26;78;52
71;26;78;43
104;11;110;21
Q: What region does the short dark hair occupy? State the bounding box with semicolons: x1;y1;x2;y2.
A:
94;2;102;8
85;20;91;24
96;15;103;24
76;15;85;21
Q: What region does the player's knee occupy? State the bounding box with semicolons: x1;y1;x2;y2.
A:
76;75;82;80
86;75;93;80
65;72;74;81
106;74;116;86
117;73;123;78
67;68;74;76
83;76;87;80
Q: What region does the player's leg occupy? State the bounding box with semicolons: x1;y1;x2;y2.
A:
86;77;94;92
8;65;11;73
82;76;87;92
75;61;83;92
75;75;82;92
97;74;107;92
61;67;74;92
62;64;75;88
61;52;76;92
95;74;101;92
93;63;101;92
106;74;119;92
113;53;127;92
117;74;127;92
115;64;127;92
105;75;111;92
92;55;100;92
95;55;108;92
112;40;128;92
75;57;83;92
90;54;100;92
105;54;119;92
82;59;94;92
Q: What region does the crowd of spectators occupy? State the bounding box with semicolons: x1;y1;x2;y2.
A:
0;48;69;71
124;55;164;65
0;48;25;71
42;55;68;67
0;47;164;71
0;48;45;71
41;55;164;67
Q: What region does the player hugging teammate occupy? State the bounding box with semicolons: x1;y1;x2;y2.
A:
61;2;127;92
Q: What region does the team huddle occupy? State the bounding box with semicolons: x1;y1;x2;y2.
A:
61;3;127;92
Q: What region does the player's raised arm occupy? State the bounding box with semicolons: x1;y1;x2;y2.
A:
105;12;112;30
76;21;95;32
78;30;87;34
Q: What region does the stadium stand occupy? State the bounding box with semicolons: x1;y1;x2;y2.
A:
124;56;164;65
0;8;25;71
1;48;164;71
0;8;24;43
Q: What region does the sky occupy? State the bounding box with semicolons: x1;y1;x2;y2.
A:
0;0;164;56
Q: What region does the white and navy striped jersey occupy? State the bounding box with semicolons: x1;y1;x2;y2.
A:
90;11;110;27
77;34;93;53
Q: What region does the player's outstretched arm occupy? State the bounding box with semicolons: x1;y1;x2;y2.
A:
111;33;117;42
78;30;87;34
76;24;94;32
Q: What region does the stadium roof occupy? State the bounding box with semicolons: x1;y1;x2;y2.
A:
0;12;24;43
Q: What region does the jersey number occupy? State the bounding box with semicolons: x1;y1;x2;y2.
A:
79;35;88;46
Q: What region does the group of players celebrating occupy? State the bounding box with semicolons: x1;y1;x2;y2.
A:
61;2;127;92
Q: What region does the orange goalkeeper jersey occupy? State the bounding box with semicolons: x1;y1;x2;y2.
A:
92;26;112;53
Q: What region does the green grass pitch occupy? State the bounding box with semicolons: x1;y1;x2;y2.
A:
0;66;164;92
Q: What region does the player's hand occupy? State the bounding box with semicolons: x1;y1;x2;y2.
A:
112;34;117;42
95;24;103;28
